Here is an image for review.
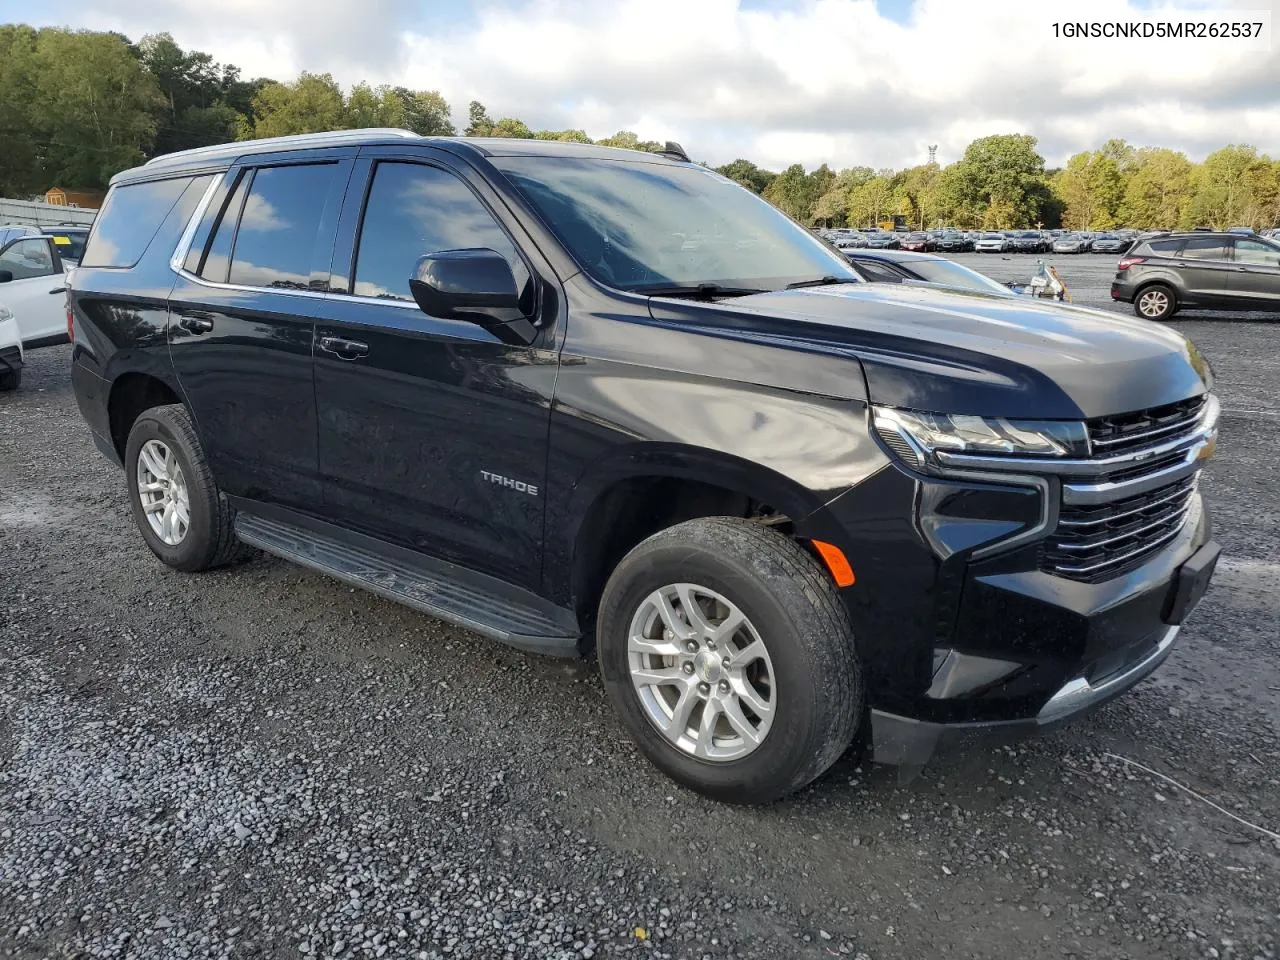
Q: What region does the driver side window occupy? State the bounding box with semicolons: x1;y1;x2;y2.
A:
352;162;527;302
0;238;58;280
1234;239;1280;265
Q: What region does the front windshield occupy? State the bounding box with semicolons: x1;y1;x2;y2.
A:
495;156;858;293
906;259;1010;295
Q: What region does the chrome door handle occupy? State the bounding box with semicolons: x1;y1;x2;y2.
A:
318;336;369;359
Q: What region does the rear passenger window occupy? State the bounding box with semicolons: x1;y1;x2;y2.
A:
1144;239;1181;254
352;162;525;301
1179;237;1226;260
196;172;250;282
80;176;195;268
227;164;338;290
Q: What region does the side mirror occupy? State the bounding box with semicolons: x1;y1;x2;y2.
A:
408;248;535;345
0;270;11;283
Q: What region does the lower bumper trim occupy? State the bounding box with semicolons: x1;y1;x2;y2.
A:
871;624;1181;766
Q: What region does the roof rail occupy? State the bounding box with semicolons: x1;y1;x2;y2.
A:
143;128;421;166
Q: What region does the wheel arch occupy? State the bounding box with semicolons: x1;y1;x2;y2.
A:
107;371;184;461
557;445;833;633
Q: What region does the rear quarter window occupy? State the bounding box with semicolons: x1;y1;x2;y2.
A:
1140;239;1181;255
80;176;201;268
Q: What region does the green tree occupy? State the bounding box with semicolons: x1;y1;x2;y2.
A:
248;72;345;138
465;100;494;137
343;82;403;129
1119;147;1192;228
534;128;593;142
950;134;1048;227
393;88;455;136
762;163;816;222
714;159;777;193
1055;148;1126;229
846;176;895;228
597;130;662;152
22;28;161;189
1183;144;1274;229
810;166;873;225
490;117;534;139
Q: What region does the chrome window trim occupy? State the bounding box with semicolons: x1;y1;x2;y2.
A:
169;175;222;274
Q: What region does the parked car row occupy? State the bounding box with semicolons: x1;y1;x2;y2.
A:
819;227;1174;255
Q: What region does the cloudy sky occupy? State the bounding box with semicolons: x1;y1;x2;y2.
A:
5;0;1278;170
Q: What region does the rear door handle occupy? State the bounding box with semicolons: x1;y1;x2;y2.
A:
318;335;369;360
179;315;214;334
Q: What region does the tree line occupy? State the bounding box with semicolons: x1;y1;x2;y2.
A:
1;25;1277;231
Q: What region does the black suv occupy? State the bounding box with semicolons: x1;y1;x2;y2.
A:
70;131;1221;803
1112;231;1280;319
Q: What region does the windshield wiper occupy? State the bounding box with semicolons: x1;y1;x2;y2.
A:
784;276;860;290
635;283;769;300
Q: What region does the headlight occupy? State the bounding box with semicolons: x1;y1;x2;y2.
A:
873;405;1089;470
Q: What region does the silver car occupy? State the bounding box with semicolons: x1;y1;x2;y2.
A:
973;232;1007;253
1052;233;1088;254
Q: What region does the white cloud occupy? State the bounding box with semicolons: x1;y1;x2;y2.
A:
57;0;1280;170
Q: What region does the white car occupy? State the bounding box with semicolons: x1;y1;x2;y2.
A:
973;232;1008;253
0;233;73;347
0;301;24;391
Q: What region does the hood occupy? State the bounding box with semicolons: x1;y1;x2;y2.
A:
649;282;1209;419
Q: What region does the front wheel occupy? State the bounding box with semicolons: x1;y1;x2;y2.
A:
0;368;20;391
597;517;863;804
1134;283;1177;320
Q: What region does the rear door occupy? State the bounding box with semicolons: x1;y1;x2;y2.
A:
169;152;352;511
0;236;67;346
1169;235;1232;305
309;151;559;590
1226;237;1280;307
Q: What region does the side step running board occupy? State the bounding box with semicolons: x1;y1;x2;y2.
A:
234;513;581;658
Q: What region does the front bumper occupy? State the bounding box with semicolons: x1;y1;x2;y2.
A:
872;622;1181;765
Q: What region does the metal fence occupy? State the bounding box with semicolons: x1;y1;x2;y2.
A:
0;198;98;228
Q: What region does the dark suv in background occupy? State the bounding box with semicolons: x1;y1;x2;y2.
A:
70;130;1220;804
1112;231;1280;319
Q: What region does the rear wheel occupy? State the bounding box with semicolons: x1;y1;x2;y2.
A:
597;517;862;804
1134;283;1177;320
124;403;249;571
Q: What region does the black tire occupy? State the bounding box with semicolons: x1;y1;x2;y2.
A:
0;368;20;391
124;403;250;572
1133;283;1178;320
597;517;863;804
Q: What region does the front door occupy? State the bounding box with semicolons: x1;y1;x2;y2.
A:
312;157;557;591
169;156;351;511
1227;237;1280;307
0;237;67;346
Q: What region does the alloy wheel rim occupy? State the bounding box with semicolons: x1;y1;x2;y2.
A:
137;439;190;546
627;583;776;762
1139;290;1168;317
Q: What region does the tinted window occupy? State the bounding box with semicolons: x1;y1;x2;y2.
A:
228;164;337;290
1143;238;1181;254
1179;237;1226;260
196;172;250;282
47;230;88;262
81;176;194;268
1234;239;1280;265
906;259;1010;294
0;238;57;279
353;163;524;301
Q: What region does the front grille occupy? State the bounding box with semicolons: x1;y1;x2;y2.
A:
1042;475;1197;583
1037;394;1212;583
1087;395;1206;456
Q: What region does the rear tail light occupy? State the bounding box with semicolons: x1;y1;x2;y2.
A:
1117;257;1146;271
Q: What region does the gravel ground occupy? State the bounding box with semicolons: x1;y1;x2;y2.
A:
2;274;1278;959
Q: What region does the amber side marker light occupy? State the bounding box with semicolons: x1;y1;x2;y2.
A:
811;540;856;587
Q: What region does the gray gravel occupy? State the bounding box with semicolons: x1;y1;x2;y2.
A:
1;275;1278;959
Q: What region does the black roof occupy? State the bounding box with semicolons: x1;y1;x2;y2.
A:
114;129;687;184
